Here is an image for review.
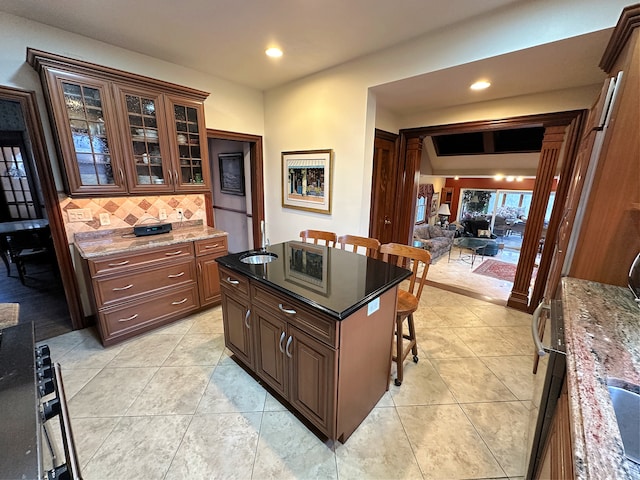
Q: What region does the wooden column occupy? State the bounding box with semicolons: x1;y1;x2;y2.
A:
395;136;422;245
508;126;566;311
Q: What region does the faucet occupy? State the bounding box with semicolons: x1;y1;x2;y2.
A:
260;220;269;251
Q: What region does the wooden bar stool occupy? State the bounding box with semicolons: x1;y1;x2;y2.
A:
337;234;380;258
299;229;337;247
380;243;431;386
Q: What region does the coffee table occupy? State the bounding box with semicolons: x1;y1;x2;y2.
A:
450;237;490;267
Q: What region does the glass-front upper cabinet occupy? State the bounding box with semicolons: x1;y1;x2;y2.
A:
28;49;211;196
166;95;210;192
47;72;126;195
116;87;172;193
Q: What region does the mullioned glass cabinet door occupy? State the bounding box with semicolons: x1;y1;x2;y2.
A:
116;87;173;193
47;71;127;195
165;95;210;192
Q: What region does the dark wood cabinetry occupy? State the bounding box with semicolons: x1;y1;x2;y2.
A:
252;284;337;435
218;262;398;442
195;236;227;307
86;235;226;345
27;49;210;196
536;378;574;480
219;265;253;368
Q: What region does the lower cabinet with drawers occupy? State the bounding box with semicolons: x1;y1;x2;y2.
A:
86;235;227;346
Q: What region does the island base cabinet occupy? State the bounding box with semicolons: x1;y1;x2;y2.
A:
288;325;337;436
219;262;399;443
253;305;337;436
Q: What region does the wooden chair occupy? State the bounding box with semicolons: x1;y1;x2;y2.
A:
379;242;432;386
299;229;337;247
6;229;53;285
337;234;380;258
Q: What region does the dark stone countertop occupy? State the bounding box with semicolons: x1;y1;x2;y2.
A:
561;277;640;479
216;241;411;321
74;221;227;259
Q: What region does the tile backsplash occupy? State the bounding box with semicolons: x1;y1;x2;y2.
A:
59;194;206;243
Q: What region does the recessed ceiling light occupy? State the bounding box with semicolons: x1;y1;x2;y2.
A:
470;80;491;91
265;47;283;58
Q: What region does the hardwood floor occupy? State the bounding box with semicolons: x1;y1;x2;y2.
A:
0;257;73;341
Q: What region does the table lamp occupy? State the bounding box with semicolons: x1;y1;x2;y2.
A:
437;204;451;227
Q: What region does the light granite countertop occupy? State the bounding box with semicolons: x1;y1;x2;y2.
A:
561;277;640;479
74;221;227;259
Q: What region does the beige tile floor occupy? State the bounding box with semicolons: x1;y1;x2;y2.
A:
42;288;534;480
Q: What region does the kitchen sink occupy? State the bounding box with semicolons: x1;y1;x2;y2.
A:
239;251;278;264
607;382;640;464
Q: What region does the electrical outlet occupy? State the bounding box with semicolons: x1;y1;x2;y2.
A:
99;213;111;226
68;208;92;222
159;209;167;220
176;208;184;219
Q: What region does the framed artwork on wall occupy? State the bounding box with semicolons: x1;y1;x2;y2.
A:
218;153;245;195
281;149;333;214
430;192;439;217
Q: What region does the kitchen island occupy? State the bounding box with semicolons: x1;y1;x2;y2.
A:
216;241;411;443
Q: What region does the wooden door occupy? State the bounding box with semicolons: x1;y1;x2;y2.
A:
288;324;336;437
220;289;253;368
197;252;223;307
253;306;287;397
369;130;398;245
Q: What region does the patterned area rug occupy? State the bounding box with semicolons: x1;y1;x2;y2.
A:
472;259;533;282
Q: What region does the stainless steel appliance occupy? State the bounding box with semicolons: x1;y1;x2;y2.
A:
0;323;81;479
525;300;567;479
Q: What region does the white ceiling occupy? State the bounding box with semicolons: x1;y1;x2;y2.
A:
0;0;617;177
0;0;532;93
0;0;612;117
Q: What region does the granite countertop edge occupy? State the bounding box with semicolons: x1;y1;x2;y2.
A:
561;277;640;480
74;221;228;259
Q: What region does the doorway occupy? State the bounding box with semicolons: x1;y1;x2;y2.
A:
206;129;264;253
374;111;584;311
0;87;84;340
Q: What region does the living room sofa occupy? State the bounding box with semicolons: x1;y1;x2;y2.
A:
413;225;455;262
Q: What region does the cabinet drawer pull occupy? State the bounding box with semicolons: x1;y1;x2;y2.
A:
285;336;293;358
108;260;129;267
171;298;188;305
204;244;219;249
165;250;183;256
118;314;138;322
279;331;286;353
278;304;296;315
245;309;251;329
168;271;185;278
112;284;134;291
226;277;240;285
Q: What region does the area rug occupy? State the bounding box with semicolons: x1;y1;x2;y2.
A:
472;259;536;282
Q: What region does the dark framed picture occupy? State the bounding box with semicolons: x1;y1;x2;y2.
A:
218;153;245;195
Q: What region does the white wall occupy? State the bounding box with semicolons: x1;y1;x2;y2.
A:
0;11;265;191
263;0;631;244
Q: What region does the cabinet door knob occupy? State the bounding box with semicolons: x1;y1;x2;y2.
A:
285;336;293;358
244;309;251;329
279;331;286;353
278;304;296;315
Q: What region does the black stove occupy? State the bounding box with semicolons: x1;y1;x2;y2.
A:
0;323;81;480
